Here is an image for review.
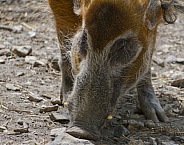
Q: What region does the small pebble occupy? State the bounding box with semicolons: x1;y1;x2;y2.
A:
171;136;184;142
172;108;180;114
13;25;23;33
144;120;156;129
161;141;178;145
0;126;7;132
28;93;43;102
51;58;60;71
171;79;184;88
165;55;177;63
0;57;6;64
0;44;5;50
6;83;20;91
33;59;47;67
50;127;66;138
50;112;69;123
176;57;184;64
0;49;11;56
128;139;144;145
25;56;37;64
41;94;52;99
150;137;157;145
28;30;36;38
40;105;59;113
16;72;25;77
12;45;32;57
14;123;29;133
113;125;130;137
128;120;144;130
51;97;62;105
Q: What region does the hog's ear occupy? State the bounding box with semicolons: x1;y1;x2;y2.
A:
144;0;162;30
73;0;82;15
161;0;184;24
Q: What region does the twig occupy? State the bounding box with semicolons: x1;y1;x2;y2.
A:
1;104;32;114
21;22;34;29
26;115;49;118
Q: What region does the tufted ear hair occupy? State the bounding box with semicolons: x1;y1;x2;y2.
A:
144;0;162;30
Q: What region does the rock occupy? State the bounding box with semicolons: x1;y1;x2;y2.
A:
40;105;59;113
16;72;25;77
144;120;156;129
113;125;130;137
12;46;32;57
25;56;37;64
51;58;60;71
171;79;184;88
50;127;66;138
152;56;165;67
6;0;14;4
6;83;20;91
128;139;144;145
0;44;5;50
172;108;180;114
165;55;177;63
47;127;94;145
0;56;6;64
51;97;62;105
170;72;184;80
150;137;157;145
50;112;69;123
0;49;11;56
161;141;179;145
28;30;36;38
33;59;47;67
60;108;70;116
13;25;23;33
171;136;184;142
0;126;6;132
128;120;144;130
122;120;128;126
41;94;52;99
152;71;158;77
176;57;184;64
28;93;43;102
14;122;29;133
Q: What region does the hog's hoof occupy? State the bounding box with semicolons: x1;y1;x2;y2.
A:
141;104;169;123
147;109;169;123
66;126;96;140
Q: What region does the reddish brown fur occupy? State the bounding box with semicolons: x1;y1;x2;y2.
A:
48;0;163;89
84;0;162;83
48;0;81;43
85;0;149;51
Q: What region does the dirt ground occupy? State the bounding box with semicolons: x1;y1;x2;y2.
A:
0;0;184;145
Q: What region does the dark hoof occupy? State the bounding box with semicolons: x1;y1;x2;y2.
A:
66;126;96;140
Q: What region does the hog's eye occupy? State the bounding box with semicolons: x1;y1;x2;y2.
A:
109;37;141;65
78;30;88;58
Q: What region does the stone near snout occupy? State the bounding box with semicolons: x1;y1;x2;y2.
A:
12;46;32;57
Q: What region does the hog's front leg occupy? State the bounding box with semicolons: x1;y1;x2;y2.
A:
136;70;168;122
59;50;73;104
